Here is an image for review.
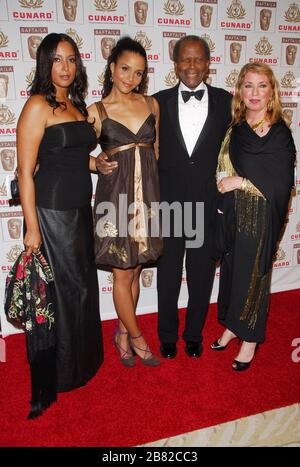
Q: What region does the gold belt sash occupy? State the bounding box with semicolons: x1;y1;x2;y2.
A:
105;142;153;256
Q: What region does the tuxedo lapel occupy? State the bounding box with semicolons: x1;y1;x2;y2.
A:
166;85;189;156
191;85;215;158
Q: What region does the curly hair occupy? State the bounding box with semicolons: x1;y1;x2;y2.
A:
29;33;88;117
102;36;148;98
232;62;283;126
173;35;211;63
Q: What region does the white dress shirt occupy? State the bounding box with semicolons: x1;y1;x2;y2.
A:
178;81;208;156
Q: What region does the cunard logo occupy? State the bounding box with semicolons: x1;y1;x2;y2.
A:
26;68;35;86
201;34;215;54
255;36;273;55
0;32;9;48
134;31;152;51
66;29;83;49
165;69;178;87
107;272;114;284
94;0;118;11
0;105;16;125
227;0;246;20
281;71;297;88
164;0;185;16
275;247;286;261
0;180;7;196
6;245;23;263
18;0;43;7
225;69;239;88
284;3;300;22
97;72;105;86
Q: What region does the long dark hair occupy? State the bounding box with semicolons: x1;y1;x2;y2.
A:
102;36;148;98
29;33;88;117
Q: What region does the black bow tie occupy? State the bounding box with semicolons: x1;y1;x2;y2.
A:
181;89;205;103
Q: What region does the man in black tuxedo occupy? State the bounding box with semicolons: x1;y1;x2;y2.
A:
155;36;232;358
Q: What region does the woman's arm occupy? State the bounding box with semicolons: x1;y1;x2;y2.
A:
152;97;160;160
87;103;118;175
17;95;48;254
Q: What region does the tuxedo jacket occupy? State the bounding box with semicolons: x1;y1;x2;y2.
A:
153;84;232;208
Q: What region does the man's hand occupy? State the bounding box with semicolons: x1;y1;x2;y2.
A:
96;152;118;175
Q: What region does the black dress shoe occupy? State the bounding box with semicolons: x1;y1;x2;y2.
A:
160;342;177;359
185;341;202;358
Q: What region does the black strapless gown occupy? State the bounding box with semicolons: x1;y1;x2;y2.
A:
34;121;103;392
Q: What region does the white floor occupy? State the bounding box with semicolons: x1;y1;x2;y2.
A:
141;403;300;447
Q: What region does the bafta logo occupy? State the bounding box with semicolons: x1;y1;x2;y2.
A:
7;218;22;239
281;71;297;88
165;69;178;87
0;32;9;48
134;31;152;51
0;105;16;125
94;0;117;11
18;0;43;7
284;3;300;22
275;247;286;261
282;109;293;127
97;72;105;86
201;34;215;54
227;0;246;20
1;148;15;171
164;0;184;16
0;74;9;98
255;37;273;55
66;28;83;49
200;5;213;28
297;221;300;232
225;69;239;88
26;68;36;86
6;245;23;263
141;269;153;288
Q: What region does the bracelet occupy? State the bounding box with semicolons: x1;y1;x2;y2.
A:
240;177;247;191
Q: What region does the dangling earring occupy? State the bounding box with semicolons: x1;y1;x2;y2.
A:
267;99;273;112
135;85;139;92
110;75;113;83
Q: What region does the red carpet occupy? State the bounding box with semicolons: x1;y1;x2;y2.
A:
0;289;299;447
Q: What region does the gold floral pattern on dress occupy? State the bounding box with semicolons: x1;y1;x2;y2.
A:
108;242;128;263
99;220;118;238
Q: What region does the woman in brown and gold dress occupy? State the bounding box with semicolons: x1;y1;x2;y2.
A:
88;37;162;368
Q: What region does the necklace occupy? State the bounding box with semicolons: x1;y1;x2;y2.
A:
250;116;266;134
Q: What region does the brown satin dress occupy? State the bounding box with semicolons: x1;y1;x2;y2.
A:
94;98;162;269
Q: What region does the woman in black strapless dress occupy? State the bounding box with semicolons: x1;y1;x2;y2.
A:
17;34;103;415
88;37;162;368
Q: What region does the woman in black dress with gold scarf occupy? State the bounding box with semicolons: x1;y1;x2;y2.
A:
211;63;295;371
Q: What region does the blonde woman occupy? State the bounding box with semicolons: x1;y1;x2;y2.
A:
212;63;296;371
